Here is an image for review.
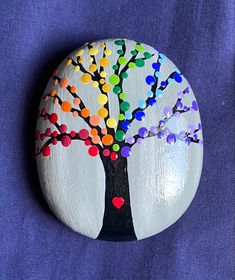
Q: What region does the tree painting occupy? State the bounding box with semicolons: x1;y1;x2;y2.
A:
36;39;203;241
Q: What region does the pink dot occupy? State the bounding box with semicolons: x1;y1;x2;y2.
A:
61;135;71;147
52;131;58;137
85;139;91;146
70;130;76;138
79;129;89;140
45;128;52;136
103;149;110;157
40;134;45;141
88;146;99;157
89;115;100;126
52;138;58;145
41;108;46;115
59;124;67;133
42;146;50;156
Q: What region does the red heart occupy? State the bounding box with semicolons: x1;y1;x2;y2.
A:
112;197;124;209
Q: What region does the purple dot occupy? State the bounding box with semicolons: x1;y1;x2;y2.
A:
185;138;191;145
138;127;148;138
174;112;180;117
166;134;176;144
183;106;188;111
192;101;198;111
176;101;183;109
121;146;132;157
145;75;156;85
178;91;184;98
150;126;157;134
163;127;170;135
157;131;164;139
185;87;190;93
198;123;202;130
159;120;165;127
193;134;198;140
126;137;135;144
137;138;144;144
163;107;173;117
179;131;186;138
188;124;195;133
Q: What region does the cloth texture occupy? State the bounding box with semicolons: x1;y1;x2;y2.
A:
0;0;234;279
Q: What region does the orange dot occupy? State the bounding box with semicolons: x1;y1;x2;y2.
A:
81;73;92;84
89;115;100;126
100;58;109;67
70;86;77;93
81;108;90;118
54;79;58;86
92;135;100;144
50;89;57;96
101;128;107;135
61;101;72;112
73;98;81;105
102;134;114;146
102;84;111;93
89;64;97;72
60;77;69;89
90;128;98;136
54;98;59;105
73;111;79;117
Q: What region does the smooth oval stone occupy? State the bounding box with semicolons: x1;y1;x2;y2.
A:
36;39;203;241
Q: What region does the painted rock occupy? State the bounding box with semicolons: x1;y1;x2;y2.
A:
36;39;203;241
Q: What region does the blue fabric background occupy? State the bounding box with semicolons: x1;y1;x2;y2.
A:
0;1;234;279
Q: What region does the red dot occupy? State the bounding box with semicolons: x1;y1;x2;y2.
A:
52;131;58;137
85;139;91;146
88;146;99;157
61;135;71;147
103;149;110;157
42;146;50;156
59;124;67;133
79;129;89;140
110;152;118;161
49;113;58;124
70;130;76;138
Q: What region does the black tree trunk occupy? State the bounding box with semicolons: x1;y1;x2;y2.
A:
97;156;137;241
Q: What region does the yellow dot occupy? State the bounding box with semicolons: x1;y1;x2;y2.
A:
102;83;111;93
75;49;84;56
98;107;108;118
104;49;112;56
92;81;99;88
78;57;84;63
100;57;109;67
66;59;72;66
89;64;97;72
81;73;92;84
74;65;80;71
99;78;105;84
106;118;117;128
88;48;99;55
100;71;107;77
89;57;94;63
97;94;108;105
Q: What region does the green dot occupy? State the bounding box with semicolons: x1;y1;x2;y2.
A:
117;49;124;55
115;130;126;141
118;56;127;65
135;44;145;52
144;52;152;59
118;114;125;120
120;101;130;112
121;72;128;79
135;59;145;67
109;74;120;85
115;40;125;46
112;144;120;151
112;65;118;70
128;62;136;69
119;92;126;100
131;50;137;56
113;86;121;94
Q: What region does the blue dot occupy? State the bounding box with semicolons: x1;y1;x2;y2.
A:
173;72;182;83
145;75;156;85
149;98;157;106
122;121;130;131
135;111;145;121
161;81;167;87
138;99;146;109
152;63;160;70
147;90;153;97
155;71;161;78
